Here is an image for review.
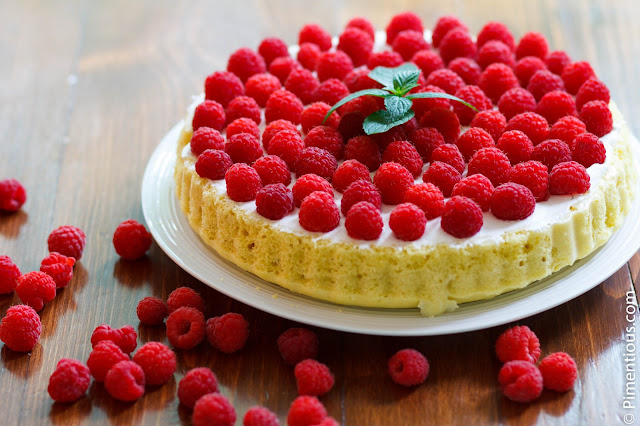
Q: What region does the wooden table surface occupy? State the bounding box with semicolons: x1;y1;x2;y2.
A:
1;0;639;424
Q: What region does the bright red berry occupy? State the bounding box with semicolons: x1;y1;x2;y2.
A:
478;63;519;103
452;175;494;211
295;359;335;396
527;69;565;102
47;225;86;260
262;120;299;151
538;352;578;392
425;68;466;96
549;161;590;195
413;50;444;79
258;37;289;66
505;112;549;145
206;312;250;354
295;147;338;181
226;118;261;140
193;100;225;132
256;183;295;220
204;71;244;108
287;395;328;426
245;73;282;108
299;191;340;232
190;127;225;156
0;178;26;212
347;16;375;40
178;367;219;409
304;126;344;160
515;32;549;60
47;359;90;403
225;163;263;202
572;132;606;168
497;130;534;165
382;141;424;178
545;50;572;75
388;348;430;386
389;203;427;241
297;42;322;71
498;360;543;403
409;127;445;161
455;127;495;161
136;296;168;325
386;11;424;45
508;161;549;202
132;341;176;386
373;162;414;205
314;78;350;107
267;129;305;169
477;40;515;69
15;271;56;312
292;173;333;208
490;183;536;221
225;132;263;165
112;219;152;260
193;393;236;426
431;143;465;173
468;147;512;186
477;21;515;51
105;360;145;402
561;61;595;95
87;340;128;382
341;180;382;216
469;110;508;142
91;324;137;354
579;100;613;137
452;85;492;125
498;88;537;121
447;57;482;85
244;406;280;426
441;196;483;238
419;108;461;144
344;135;381;171
227;47;266;83
536;91;577;125
277;327;319;365
575;77;610;111
225;95;261;125
514;56;547;87
338;27;374;67
299;24;332;51
403;183;444;219
345;201;383;240
166;306;206;350
332;160;371;193
0;255;20;294
431;15;467;48
285;68;320;105
167;286;205;313
270;56;302;85
411;85;451;119
39;252;75;290
0;304;41;351
265;90;304;125
422;161;461;197
549;116;587;147
531;139;572;169
439;27;477;65
301;102;340;135
316;50;354;82
392;30;429;61
253;155;291;186
196;149;233;180
495;325;541;363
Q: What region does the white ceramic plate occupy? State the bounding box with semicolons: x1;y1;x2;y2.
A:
141;121;640;336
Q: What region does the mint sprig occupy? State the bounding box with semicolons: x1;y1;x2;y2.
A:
322;63;477;135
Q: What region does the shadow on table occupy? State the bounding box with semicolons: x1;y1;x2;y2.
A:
0;210;28;239
49;397;92;425
1;343;43;379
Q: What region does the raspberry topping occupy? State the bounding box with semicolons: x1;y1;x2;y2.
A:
270;56;302;85
388;348;430;387
104;360;145;402
386;11;424;45
292;173;334;208
490;183;536;221
572;132;606;168
16;271;56;312
39;252;75;288
253;155;292;186
579;100;613;137
298;191;340;233
287;396;328;426
166;306;206;350
430;143;465;173
439;27;477;65
498;360;544;403
299;24;332;51
0;178;26;212
527;70;565;102
295;147;338;181
447;57;482;85
425;68;466;95
301;103;339;135
224;132;263;165
469;110;508;142
344;135;382;171
193;393;236;426
477;21;515;51
441;196;484;238
285;68;320;105
455;127;495;161
545;50;572;75
297;42;322;71
47;359;91;403
514;56;547;87
132;341;177;386
316;50;354;82
419;108;461;144
468;147;512;186
549;161;590;195
477;40;515;69
575;77;610;111
515;32;549;60
332;160;371;193
0;255;20;294
409;127;445;161
536;90;577;125
389;203;427;241
341;180;382;216
267;129;305;169
136;296;168;325
190;127;225;156
47;225;86;260
345;201;383;240
347;16;376;40
265;90;304;125
367;51;404;69
245;73;282;108
277;327;319;365
178;367;219;409
431;15;468;48
538;352;578;392
226;118;261;140
258;37;289;66
412;50;445;79
498;88;537;121
452;85;492;125
411;85;451;119
338;27;374;67
422;161;461;197
227;47;266;83
295;359;335;396
381;141;424;178
87;340;129;382
193;100;225;132
497;130;534;165
478;63;519;103
392;30;430;61
167;286;205;313
531;139;572;169
206;312;250;354
0;304;41;352
244;406;280;426
561;60;595;95
304;126;344;160
225;163;263;202
196;149;233;180
204;71;244;108
548;115;587;146
403;183;444;219
256;183;295;220
452;174;494;211
225;95;261;125
112;219;152;260
505;112;549;145
373;162;414;205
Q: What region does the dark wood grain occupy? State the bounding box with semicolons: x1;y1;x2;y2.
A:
1;0;639;424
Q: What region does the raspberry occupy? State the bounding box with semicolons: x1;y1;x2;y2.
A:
91;324;137;354
225;163;263;202
316;50;354;82
477;40;515;69
256;183;295;220
498;88;537;121
193;393;236;426
527;70;565;102
292;174;333;208
167;286;205;313
331;160;370;193
498;360;543;403
244;73;282;108
425;68;466;95
15;271;56;312
411;85;451;119
422;161;461;197
258;37;289;66
253;155;291;186
178;367;219;409
572;132;606;168
304;126;344;160
40;252;75;288
47;359;90;403
497;130;534;165
263;121;299;152
299;24;332;51
381;141;423;178
299;191;340;232
477;21;515;51
341;180;382;216
549;161;590;195
285;68;320;105
515;31;549;60
105;360;145;402
470;110;508;142
343;136;381;172
295;147;338;181
342;67;377;93
531;139;572;169
111;219;152;261
47;225;86;260
87;340;128;382
412;50;444;79
490;183;536;221
265;129;304;168
196;149;234;180
190;127;225;156
337;113;366;142
227;47;266;83
392;30;429;61
455;127;495;161
367;51;404;69
294;359;335;397
408;127;445;161
373;162;414;205
225;95;261;125
386;11;423;44
388;348;430;386
338;27;374;67
136;297;168;325
270;56;302;85
453;85;492;125
345;201;383;240
193;100;225;132
311;417;339;426
579;100;613;137
430;143;465;172
119;327;139;353
205;312;250;354
0;304;41;351
439;27;477;65
538;352;578;392
225;132;263;165
0;255;20;294
277;327;319;365
514;56;547;87
389;203;427;241
431;15;467;48
441;196;483;238
166;306;206;350
478;63;519;103
419;108;460;144
204;71;244;108
244;406;279;426
549;116;587;147
447;57;482;85
561;60;595;95
468;147;511;187
265;90;304;125
297;43;322;71
0;178;26;212
346;16;376;41
403;183;444;219
575;77;610;111
314;78;350;107
505;112;549;145
287;395;328;426
546;50;572;75
227;118;261;140
452;175;494;211
132;341;176;386
536;91;577;125
495;325;541;363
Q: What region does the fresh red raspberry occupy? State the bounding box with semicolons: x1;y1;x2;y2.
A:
265;90;304;125
225;95;261;125
295;359;335;397
549;116;587;147
287;395;328;426
381;141;424;178
314;79;350;108
403;183;444;219
572;132;606;168
178;367;219;409
531;139;572;169
386;11;423;44
270;56;302;85
367;50;404;69
262;120;299;151
341;180;382;216
514;56;547;87
0;255;20;294
40;252;75;288
477;40;515;69
297;43;322;71
478;63;519;103
112;219;152;261
343;135;381;171
467;147;511;186
227;118;261;140
244;73;282;108
546;50;571;75
225;163;263;202
295;147;338;181
292;174;334;208
498;88;537;121
253;155;292;186
389;203;427;241
431;15;468;48
206;312;250;354
412;50;444;79
117;326;138;354
455;127;495;161
0;178;26;212
193;100;225;132
244;406;280;426
196;149;233;180
392;30;429;61
490;183;536;221
167;286;205;313
527;69;565;102
422;161;461;197
575;77;610;111
193;393;236;426
47;359;90;403
225;132;263;165
299;191;340;232
470;110;508;142
299;24;332;51
47;225;86;260
313;416;340;426
278;327;319;365
373;162;414;205
204;71;244;108
87;340;128;382
0;304;41;351
579;100;613;137
408;127;445;161
439;27;477;65
190;127;225;156
505;112;549;145
255;184;295;220
258;37;289;66
549;161;590;194
136;296;168;325
266;130;304;170
227;47;266;83
91;324;137;354
452;175;494;211
317;50;354;82
425;68;466;95
105;360;145;402
338;95;379;120
447;57;482;85
304;126;344;160
561;60;595;95
536;91;577;125
345;201;383;240
453;85;492;125
166;306;206;350
285;68;320;105
477;21;515;51
498;360;543;403
430;143;464;173
132;341;176;386
411;85;451;119
441;196;483;238
331;160;370;193
342;67;377;93
347;16;376;40
513;162;551;202
538;352;578;392
388;348;430;386
15;271;56;312
338;27;374;67
497;130;534;165
515;31;549;60
419;108;461;144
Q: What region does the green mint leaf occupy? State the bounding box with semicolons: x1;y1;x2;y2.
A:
392;69;420;95
321;88;389;124
368;63;419;88
405;92;479;111
363;109;415;135
384;95;413;118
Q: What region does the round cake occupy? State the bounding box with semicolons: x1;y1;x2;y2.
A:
174;14;637;316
